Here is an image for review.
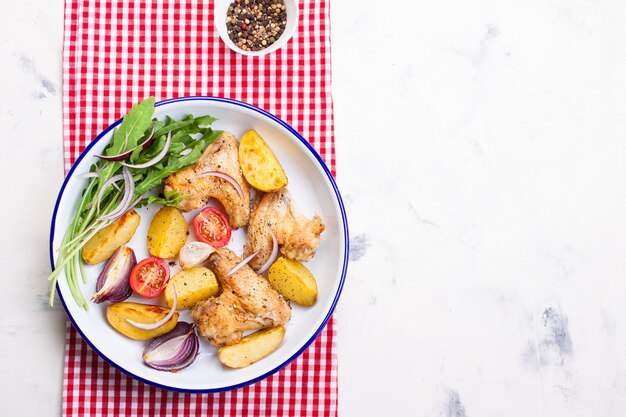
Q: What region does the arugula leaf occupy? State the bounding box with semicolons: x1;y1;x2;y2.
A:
152;114;217;138
129;145;143;164
108;97;155;152
135;190;186;208
98;97;155;183
134;134;218;196
201;128;223;144
195;115;217;126
132;135;167;163
175;138;209;166
151;119;166;131
171;131;196;146
154;114;194;137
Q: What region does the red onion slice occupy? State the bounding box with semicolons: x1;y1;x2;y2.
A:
196;171;244;200
94;127;155;161
76;171;100;179
128;193;145;210
120;132;171;169
227;252;258;276
257;228;279;275
95;132;133;161
100;194;144;225
95;151;134;162
126;285;177;330
91;246;136;303
95;174;125;213
143;322;199;371
99;167;135;222
119;166;136;211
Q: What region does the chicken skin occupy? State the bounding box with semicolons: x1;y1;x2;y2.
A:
192;248;291;347
243;188;325;271
163;132;251;228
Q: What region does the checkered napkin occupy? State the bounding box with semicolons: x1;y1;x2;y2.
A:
61;1;337;415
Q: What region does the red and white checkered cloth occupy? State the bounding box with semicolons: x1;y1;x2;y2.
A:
61;1;337;415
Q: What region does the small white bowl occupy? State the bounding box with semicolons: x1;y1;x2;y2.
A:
214;0;299;57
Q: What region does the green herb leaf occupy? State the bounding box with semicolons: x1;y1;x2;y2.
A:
134;132;219;196
201;128;223;144
98;97;156;183
195;115;217;127
154;114;194;137
136;190;186;208
107;97;155;153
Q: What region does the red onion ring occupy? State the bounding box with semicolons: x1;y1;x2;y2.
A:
196;171;244;200
227;252;258;276
95;174;125;213
127;193;145;210
99;167;135;222
120;131;171;169
126;285;178;330
257;228;278;274
76;171;100;179
94;132;132;161
94;127;155;161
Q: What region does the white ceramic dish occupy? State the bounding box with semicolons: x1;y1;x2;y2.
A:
50;96;348;392
214;0;299;57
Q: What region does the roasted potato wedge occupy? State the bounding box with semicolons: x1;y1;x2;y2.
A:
218;325;286;368
106;302;179;340
268;257;318;306
82;209;141;265
238;129;288;192
164;267;220;309
147;207;189;258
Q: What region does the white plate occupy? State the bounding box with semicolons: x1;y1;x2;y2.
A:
50;96;348;392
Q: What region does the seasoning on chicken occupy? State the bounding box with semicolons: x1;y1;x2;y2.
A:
243;188;325;271
163;132;251;228
192;248;291;347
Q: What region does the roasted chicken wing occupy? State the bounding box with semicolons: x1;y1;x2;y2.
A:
163;132;251;228
243;188;325;271
192;248;291;347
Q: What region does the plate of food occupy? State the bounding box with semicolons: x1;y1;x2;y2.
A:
49;96;348;392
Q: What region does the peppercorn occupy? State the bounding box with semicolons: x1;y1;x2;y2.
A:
225;0;288;52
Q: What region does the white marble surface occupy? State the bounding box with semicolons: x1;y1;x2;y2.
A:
4;0;626;415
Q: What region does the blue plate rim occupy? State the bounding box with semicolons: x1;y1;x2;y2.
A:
49;96;349;393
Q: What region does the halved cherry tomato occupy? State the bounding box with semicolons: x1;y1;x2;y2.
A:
130;257;170;298
193;206;232;248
